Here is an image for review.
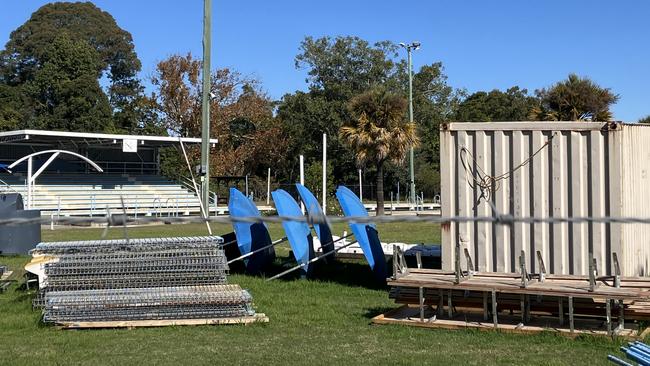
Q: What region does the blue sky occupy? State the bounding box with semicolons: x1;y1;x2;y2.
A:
1;0;648;121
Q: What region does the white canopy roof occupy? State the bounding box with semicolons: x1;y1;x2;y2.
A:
0;129;218;147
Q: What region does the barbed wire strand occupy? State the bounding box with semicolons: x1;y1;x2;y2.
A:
3;185;650;235
9;210;650;228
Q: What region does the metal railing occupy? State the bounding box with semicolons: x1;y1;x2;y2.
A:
165;197;180;218
415;192;425;212
94;161;158;175
151;197;162;217
90;195;96;217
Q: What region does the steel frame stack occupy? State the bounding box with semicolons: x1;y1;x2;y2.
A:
31;236;263;326
379;246;650;338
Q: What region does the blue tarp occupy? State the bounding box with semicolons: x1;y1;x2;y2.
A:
295;184;334;259
272;189;314;273
335;186;386;279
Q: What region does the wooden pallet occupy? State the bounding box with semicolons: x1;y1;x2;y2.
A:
388;269;650;300
59;313;269;329
372;305;644;339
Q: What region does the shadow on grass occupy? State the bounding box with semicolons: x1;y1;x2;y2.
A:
228;254;389;290
363;306;396;319
10;291;34;304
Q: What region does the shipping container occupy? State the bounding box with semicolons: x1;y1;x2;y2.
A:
440;122;650;277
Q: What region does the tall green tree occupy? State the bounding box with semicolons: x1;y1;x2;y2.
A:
296;36;403;99
0;2;145;132
278;36;405;186
530;74;619;121
454;86;538;122
638;115;650;124
21;34;112;131
278;36;459;198
0;84;24;131
341;88;419;215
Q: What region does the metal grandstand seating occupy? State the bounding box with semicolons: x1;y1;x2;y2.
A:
0;173;218;217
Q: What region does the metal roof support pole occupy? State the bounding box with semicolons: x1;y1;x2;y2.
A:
200;0;212;215
27;157;32;209
31;152;60;183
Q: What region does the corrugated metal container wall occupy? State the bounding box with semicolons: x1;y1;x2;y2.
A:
440;122;650;277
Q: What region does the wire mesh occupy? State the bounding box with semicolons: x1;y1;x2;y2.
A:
35;236;259;324
43;285;254;322
31;236;223;255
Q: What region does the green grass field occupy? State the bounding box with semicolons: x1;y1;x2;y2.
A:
0;223;631;365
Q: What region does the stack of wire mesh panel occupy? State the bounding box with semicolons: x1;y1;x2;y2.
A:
44;285;254;322
32;236;258;324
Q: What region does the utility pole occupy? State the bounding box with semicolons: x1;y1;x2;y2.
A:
200;0;212;214
399;42;420;207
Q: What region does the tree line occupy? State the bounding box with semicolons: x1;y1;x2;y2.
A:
0;3;644;211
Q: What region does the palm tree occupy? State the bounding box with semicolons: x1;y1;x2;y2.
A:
529;74;619;121
340;88;419;215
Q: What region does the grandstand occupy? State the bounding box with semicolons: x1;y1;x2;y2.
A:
0;130;221;217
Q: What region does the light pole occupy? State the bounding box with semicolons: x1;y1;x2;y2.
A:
399;41;420;207
200;0;212;215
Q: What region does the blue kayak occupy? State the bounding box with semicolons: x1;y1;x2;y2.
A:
295;183;335;262
228;187;275;274
335;186;387;280
272;189;315;276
